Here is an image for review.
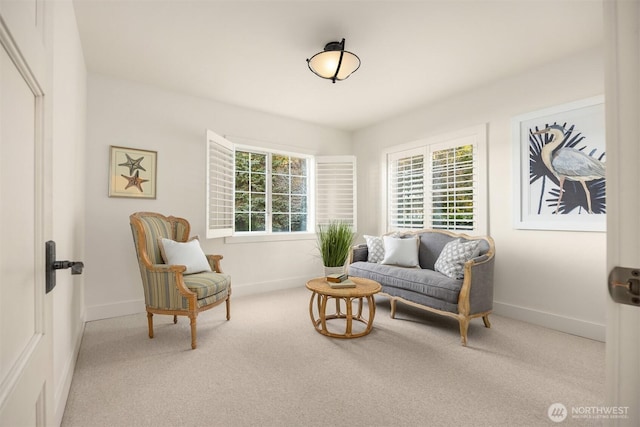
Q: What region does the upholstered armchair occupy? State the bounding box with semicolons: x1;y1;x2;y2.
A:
129;212;231;349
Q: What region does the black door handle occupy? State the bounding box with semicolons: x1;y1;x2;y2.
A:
45;241;84;293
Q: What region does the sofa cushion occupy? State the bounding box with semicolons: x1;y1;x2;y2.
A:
348;261;462;305
381;235;419;267
417;232;457;270
434;239;481;279
364;235;385;263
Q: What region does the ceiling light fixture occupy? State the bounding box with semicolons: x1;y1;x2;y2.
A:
306;38;360;83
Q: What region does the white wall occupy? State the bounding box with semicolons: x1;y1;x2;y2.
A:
50;1;87;425
84;74;352;320
353;48;606;341
82;39;606;343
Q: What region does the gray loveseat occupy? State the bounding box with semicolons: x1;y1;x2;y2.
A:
347;229;495;346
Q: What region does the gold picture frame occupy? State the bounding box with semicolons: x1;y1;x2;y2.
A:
108;146;157;199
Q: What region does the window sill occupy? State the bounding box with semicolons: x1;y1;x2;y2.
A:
224;232;316;244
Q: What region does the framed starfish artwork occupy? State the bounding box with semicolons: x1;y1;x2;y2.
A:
512;96;605;231
108;146;157;199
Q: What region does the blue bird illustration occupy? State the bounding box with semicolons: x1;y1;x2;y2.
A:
533;124;605;214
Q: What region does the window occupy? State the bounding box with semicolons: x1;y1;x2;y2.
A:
430;143;475;230
206;131;356;239
388;149;425;229
385;125;487;234
234;149;309;233
234;150;267;232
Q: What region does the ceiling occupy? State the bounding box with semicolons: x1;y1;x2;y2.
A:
73;0;603;132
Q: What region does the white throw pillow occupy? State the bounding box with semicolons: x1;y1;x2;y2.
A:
158;237;212;274
364;235;385;263
381;235;419;267
434;239;481;279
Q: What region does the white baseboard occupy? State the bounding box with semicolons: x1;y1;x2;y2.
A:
85;277;306;321
493;301;605;342
86;298;145;321
54;314;85;427
231;276;303;298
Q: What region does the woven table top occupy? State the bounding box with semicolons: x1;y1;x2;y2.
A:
305;276;381;297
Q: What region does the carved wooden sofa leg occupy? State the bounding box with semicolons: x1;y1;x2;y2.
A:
482;314;491;328
389;298;397;319
459;317;470;346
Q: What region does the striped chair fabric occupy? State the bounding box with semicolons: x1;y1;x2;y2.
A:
130;212;231;349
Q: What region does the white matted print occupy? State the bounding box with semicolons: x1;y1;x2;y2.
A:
512;96;605;231
108;146;157;199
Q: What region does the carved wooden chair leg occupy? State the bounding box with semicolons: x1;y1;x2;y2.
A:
389;298;397;319
459;317;469;346
482;314;491;328
226;297;231;321
173;315;178;324
147;312;154;339
190;316;197;350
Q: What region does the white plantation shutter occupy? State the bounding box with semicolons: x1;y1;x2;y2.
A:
428;140;476;231
316;156;357;229
387;147;426;230
206;130;234;238
385;125;487;234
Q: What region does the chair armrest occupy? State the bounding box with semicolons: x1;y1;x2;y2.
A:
206;254;224;273
140;268;195;310
147;263;187;274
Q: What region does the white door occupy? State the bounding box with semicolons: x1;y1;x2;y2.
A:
0;1;53;426
605;1;640;426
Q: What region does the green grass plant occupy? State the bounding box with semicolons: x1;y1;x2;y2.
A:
316;221;355;267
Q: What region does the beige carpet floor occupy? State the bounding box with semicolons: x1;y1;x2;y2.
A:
62;286;605;427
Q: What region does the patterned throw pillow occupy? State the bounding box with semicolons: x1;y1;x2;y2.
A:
434;239;481;279
364;235;385;263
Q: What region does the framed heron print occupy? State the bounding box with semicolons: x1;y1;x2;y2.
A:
512;96;605;231
108;146;157;199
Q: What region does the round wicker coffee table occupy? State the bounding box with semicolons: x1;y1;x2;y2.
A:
305;276;381;338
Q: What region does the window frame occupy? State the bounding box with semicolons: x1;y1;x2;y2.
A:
233;145;314;236
206;132;358;242
383;124;488;235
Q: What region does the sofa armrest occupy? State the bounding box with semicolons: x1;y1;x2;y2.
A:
348;244;368;264
463;255;495;315
470;254;489;264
